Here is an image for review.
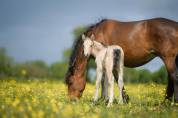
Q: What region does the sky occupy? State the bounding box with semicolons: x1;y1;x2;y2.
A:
0;0;178;71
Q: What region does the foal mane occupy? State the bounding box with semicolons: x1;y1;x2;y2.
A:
92;40;107;49
65;19;108;84
93;40;107;48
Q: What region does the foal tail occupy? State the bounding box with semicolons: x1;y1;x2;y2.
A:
112;49;121;82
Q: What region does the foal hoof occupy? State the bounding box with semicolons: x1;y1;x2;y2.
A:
118;100;124;104
107;103;112;108
92;100;98;106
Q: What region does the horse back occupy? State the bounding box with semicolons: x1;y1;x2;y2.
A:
89;18;178;67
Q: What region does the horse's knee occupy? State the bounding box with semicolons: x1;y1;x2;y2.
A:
170;72;178;84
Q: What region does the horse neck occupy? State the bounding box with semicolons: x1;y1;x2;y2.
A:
91;41;106;57
73;47;88;77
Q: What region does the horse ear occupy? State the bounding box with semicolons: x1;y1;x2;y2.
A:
82;34;85;40
91;34;95;40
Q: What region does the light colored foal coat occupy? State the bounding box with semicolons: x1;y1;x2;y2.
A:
82;34;125;107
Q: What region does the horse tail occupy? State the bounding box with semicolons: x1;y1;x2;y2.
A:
175;54;178;69
112;49;121;82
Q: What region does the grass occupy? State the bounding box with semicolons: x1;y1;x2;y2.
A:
0;77;178;118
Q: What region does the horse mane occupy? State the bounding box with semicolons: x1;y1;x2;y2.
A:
65;19;108;84
65;35;83;84
84;19;107;37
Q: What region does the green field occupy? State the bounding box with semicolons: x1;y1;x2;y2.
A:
0;78;178;118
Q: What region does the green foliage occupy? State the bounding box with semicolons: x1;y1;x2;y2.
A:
123;66;167;84
12;60;49;78
137;69;152;83
49;61;68;79
73;26;87;38
124;67;140;83
62;48;71;62
0;48;13;77
151;66;167;84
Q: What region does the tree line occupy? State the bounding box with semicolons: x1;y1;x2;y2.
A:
0;26;168;84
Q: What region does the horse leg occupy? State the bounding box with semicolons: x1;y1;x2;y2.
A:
106;70;114;107
93;65;103;103
174;55;178;103
165;74;174;101
163;56;178;103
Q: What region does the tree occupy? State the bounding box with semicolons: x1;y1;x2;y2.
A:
12;60;49;78
151;66;167;84
124;67;140;83
137;69;152;83
73;26;87;38
49;61;68;79
0;48;13;77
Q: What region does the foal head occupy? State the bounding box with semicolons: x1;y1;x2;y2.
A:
82;34;95;57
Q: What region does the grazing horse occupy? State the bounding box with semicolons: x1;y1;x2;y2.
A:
82;34;126;107
65;18;178;103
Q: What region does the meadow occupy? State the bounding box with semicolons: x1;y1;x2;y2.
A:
0;78;178;118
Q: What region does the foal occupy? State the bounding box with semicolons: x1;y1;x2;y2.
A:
82;34;125;107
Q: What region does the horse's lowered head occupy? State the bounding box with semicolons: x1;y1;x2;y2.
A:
65;34;88;99
67;74;86;99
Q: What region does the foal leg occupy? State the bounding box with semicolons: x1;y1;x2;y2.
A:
101;72;108;100
104;74;109;101
106;70;114;107
93;65;103;103
117;65;124;104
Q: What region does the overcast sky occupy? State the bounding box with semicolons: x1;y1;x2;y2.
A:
0;0;178;71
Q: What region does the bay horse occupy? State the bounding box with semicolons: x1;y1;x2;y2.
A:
65;18;178;103
82;34;127;107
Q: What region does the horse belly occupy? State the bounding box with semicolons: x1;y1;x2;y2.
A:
124;49;155;67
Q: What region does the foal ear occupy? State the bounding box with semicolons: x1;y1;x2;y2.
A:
90;34;95;40
82;34;86;40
